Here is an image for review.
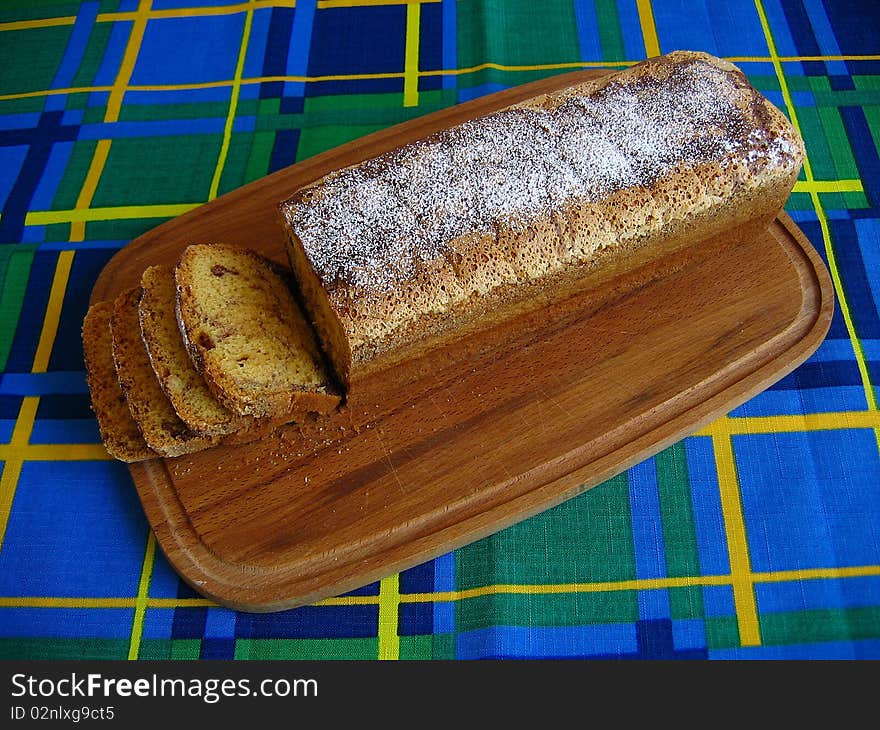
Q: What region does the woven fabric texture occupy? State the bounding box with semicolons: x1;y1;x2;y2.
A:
0;0;879;659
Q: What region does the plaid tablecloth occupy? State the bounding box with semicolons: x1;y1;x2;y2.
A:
1;0;878;660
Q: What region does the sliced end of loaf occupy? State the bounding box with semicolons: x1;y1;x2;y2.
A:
175;243;341;420
111;287;219;458
282;228;352;388
82;301;156;463
139;264;247;437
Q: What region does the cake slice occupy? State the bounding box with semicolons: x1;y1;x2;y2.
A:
174;244;341;420
139;264;250;437
111;287;219;458
82;301;156;463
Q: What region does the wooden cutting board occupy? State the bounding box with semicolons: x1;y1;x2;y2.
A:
90;70;834;612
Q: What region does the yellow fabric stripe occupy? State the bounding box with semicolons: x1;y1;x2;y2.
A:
71;0;151;241
0;453;25;551
0;247;73;551
26;203;198;226
709;420;762;646
0;398;39;552
0;16;76;31
793;179;863;193
403;2;421;107
0;444;112;461
695;411;880;437
0;86;113;102
4;564;878;609
0;0;441;33
0;597;215;609
128;531;156;660
377;574;401;659
754;0;879;437
209;0;254;201
32;251;74;373
70;140;111;242
321;0;438;7
635;0;661;57
5;54;880;103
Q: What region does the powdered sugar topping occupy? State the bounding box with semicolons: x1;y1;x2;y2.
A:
284;58;798;292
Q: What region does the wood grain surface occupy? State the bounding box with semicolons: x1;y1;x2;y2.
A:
90;70;834;612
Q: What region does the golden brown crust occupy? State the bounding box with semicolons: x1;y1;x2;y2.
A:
111;287;219;458
281;51;805;388
82;302;156;463
174;243;341;420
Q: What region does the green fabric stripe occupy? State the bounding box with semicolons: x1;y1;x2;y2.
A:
70;19;112;90
455;591;639;631
760;607;880;645
0;25;72;96
398;634;458;659
795;106;836;180
455;473;635;589
655;444;700;576
137;639;202;660
118;100;255;122
0;2;83;23
296;124;387;162
0;247;36;372
655;444;704;618
455;0;581;69
817;106;860;179
705;615;742;649
0;638;129;660
863;107;880;172
594;0;627;62
216;132;254;197
234;638;379;659
52;139;98;210
245;130;275;184
0;97;47;114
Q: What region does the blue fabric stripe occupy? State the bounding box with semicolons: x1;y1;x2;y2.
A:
0;608;135;638
433;551;455;634
839;105;880;212
284;0;317;98
93;19;132;86
761;0;800;57
779;0;822;58
710;638;880;659
802;0;846;75
260;6;295;99
0;113;80;243
684;437;731;576
243;5;272;80
30;419;100;444
0;371;88;395
456;623;638;659
49;2;100;91
672;618;707;650
629;458;670;620
441;0;456;90
0;114;42;131
123;87;234;105
729;386;870;417
573;0;603;62
38;240;127;251
30;141;74;211
756;575;880;613
629;459;665;579
618;0;649;59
